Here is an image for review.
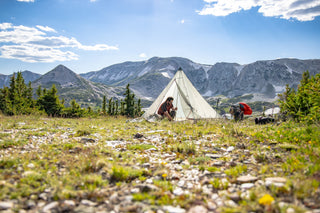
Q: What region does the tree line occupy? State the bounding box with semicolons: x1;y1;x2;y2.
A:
0;72;142;118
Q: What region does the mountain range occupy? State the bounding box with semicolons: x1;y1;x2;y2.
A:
0;71;41;88
1;57;320;107
80;57;320;100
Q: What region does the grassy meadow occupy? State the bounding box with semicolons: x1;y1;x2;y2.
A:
0;115;319;212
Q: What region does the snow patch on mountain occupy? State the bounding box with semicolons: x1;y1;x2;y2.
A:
99;71;110;80
139;66;152;77
190;62;202;70
203;90;213;96
161;72;171;78
285;64;293;74
274;85;286;93
159;65;175;71
235;65;245;76
202;65;212;72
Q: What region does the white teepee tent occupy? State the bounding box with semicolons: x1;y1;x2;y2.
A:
143;68;220;121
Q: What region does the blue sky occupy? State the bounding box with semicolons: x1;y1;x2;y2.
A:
0;0;320;75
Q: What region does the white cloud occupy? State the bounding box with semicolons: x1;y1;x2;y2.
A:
90;0;97;2
36;25;57;33
180;19;185;24
17;0;35;2
0;23;118;63
197;0;320;21
139;53;147;58
0;44;78;63
0;23;13;30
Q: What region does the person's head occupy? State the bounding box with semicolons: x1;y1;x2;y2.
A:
166;97;174;103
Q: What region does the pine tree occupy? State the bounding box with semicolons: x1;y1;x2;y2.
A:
37;84;63;117
0;72;34;115
115;99;119;116
0;87;12;115
36;85;42;97
108;97;112;115
124;84;135;117
120;100;125;116
135;99;142;116
102;95;107;115
278;71;320;123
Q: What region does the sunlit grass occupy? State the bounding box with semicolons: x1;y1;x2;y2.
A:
0;115;319;211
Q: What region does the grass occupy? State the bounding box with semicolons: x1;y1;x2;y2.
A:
0;115;319;212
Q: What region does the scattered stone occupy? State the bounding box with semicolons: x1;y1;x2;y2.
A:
228;193;241;202
265;177;287;183
109;193;120;204
131;188;140;193
226;146;235;152
42;201;59;212
286;208;295;213
39;193;48;201
213;161;224;167
136;184;159;192
81;200;97;206
224;200;238;207
178;180;185;188
241;183;255;189
74;205;95;213
265;177;287;187
27;163;35;168
205;154;223;159
134;133;144;138
145;178;153;184
80;138;96;143
120;204;140;212
188;205;208;213
63;200;76;207
162;205;186;213
0;201;14;210
26;200;36;209
237;176;258;183
236;143;246;149
173;187;184;196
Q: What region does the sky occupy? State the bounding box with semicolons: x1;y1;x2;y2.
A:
0;0;320;75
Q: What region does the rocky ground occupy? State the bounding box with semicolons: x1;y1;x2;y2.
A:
0;116;319;213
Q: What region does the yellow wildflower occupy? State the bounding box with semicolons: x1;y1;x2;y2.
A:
162;173;167;179
259;194;274;206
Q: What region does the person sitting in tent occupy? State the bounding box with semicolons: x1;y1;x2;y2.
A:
157;97;177;121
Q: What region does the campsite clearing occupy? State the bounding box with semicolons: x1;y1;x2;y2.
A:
0;115;319;212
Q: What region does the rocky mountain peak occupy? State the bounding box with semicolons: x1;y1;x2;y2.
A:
33;64;82;88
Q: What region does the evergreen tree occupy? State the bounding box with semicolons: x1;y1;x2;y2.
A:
111;100;115;115
108;97;112;115
278;71;320;123
115;100;119;116
102;95;107;115
37;84;63;117
0;72;35;115
135;99;142;116
124;84;135;117
62;99;85;117
120;100;125;116
36;85;42;97
0;87;12;115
